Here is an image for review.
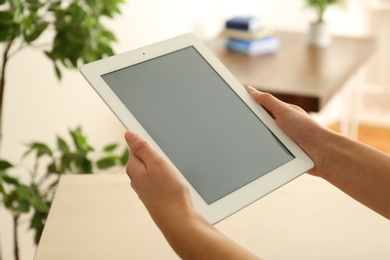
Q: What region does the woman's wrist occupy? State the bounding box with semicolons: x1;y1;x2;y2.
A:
149;194;201;231
313;128;366;183
306;126;344;180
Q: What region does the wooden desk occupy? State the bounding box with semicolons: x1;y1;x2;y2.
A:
206;31;375;112
35;174;390;259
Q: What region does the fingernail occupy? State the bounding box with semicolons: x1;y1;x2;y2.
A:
246;86;257;93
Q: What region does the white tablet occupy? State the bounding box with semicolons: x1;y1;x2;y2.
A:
80;33;314;224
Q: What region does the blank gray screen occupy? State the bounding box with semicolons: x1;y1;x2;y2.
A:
102;47;294;204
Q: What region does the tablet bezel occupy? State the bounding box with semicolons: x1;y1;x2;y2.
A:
80;33;314;224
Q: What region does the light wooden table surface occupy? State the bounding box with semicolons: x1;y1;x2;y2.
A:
35;174;390;260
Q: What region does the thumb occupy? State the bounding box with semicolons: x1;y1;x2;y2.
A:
125;131;156;163
246;86;289;118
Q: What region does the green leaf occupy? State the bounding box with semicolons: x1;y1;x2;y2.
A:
5;188;31;213
2;175;20;185
0;11;20;41
23;142;53;158
23;21;49;43
30;208;48;242
0;160;13;170
120;149;129;166
70;127;93;153
30;211;42;229
48;1;61;12
101;0;124;17
30;209;47;244
54;63;62;80
47;162;58;173
60;154;72;172
0;183;5;196
3;193;15;209
15;186;31;200
68;2;87;23
16;201;30;213
13;6;23;23
103;144;118;152
57;136;70;154
26;0;40;5
31;197;49;212
73;155;93;173
97;156;118;169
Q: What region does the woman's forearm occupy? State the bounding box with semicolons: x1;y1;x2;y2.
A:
320;130;390;219
154;208;260;260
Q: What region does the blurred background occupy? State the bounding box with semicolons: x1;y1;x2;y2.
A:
1;0;389;259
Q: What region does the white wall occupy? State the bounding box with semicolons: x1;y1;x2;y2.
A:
0;1;375;259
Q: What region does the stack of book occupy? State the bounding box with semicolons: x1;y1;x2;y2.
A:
222;16;280;56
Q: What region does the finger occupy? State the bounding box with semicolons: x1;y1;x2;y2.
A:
246;86;290;117
126;150;145;180
124;131;158;164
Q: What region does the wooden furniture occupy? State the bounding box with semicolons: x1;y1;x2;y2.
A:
35;174;390;259
206;31;375;112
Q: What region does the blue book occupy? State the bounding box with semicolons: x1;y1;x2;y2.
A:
225;16;262;32
226;37;280;56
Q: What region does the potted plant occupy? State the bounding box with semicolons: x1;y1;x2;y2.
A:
0;1;125;259
305;0;346;47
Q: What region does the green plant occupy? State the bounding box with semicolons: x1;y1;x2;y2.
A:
0;1;126;259
305;0;346;23
0;0;124;142
0;126;128;260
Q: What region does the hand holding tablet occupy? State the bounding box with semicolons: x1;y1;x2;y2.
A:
80;33;314;224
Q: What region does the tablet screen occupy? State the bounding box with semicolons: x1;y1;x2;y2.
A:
102;46;294;204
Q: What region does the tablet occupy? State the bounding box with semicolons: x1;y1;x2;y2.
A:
80;33;314;224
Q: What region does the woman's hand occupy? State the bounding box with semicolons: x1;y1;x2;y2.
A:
246;86;331;178
124;131;194;223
